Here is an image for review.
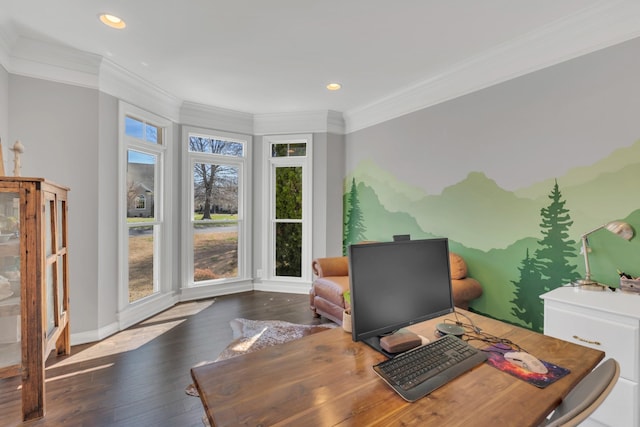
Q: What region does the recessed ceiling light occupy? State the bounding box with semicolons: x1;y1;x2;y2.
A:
99;14;126;29
326;83;342;91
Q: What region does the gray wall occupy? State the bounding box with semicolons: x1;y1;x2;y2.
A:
97;92;119;330
324;132;345;256
9;75;101;333
311;131;345;260
345;37;640;193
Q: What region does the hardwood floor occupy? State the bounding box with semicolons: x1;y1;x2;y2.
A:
0;291;332;426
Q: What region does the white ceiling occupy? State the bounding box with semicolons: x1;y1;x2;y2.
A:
1;1;640;130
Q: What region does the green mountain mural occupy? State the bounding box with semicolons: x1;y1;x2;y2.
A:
348;181;432;243
515;138;640;199
345;139;640;331
348;141;640;252
560;163;640;232
349;163;543;251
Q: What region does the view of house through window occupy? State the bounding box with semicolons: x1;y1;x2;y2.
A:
125;114;164;303
189;134;244;284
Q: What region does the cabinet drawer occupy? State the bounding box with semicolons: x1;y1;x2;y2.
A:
544;306;639;382
587;377;637;427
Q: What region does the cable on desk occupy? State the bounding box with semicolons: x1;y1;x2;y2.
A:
441;317;526;354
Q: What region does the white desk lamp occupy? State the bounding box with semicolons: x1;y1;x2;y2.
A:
577;220;634;289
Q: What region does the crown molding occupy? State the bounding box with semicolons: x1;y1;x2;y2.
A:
253;110;345;135
3;1;639;136
344;0;640;133
180;101;254;135
4;36;101;89
0;20;14;69
0;29;182;123
326;110;347;135
100;59;182;123
1;32;340;135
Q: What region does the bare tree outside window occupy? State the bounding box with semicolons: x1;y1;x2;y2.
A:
189;135;244;284
190;137;242;220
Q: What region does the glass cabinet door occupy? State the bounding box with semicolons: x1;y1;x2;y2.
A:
0;191;21;375
44;193;67;338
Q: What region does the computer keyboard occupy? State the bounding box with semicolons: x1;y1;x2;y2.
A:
373;334;488;402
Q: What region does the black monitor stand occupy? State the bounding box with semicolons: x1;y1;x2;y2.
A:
362;336;394;358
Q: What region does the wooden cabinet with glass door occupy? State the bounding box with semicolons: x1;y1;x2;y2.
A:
0;177;70;421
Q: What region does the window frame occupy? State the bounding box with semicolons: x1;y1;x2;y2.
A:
118;102;172;313
181;126;252;290
262;134;313;283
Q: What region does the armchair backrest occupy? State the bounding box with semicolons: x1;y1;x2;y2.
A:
312;257;349;278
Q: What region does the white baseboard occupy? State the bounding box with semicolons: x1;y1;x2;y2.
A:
71;321;120;346
253;280;312;294
178;280;254;302
117;293;180;331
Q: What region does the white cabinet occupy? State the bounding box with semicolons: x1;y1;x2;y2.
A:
541;287;639;427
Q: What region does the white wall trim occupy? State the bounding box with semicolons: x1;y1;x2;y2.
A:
180;101;254;135
0;21;16;68
254;110;345;135
117;293;179;331
326;110;347;135
0;28;183;124
4;2;640;136
253;279;311;295
179;281;254;302
101;60;182;123
343;0;640;133
70;321;120;346
3;36;101;89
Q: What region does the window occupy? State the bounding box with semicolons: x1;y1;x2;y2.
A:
135;195;146;210
120;104;171;308
272;143;306;157
184;128;250;288
263;134;312;282
125;116;163;144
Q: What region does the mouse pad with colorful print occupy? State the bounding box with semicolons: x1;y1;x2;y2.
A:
483;344;570;388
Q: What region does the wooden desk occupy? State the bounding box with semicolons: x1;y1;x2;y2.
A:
191;311;604;426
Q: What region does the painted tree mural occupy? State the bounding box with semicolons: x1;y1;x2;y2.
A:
343;178;366;254
511;180;580;331
534;180;580;289
510;249;546;331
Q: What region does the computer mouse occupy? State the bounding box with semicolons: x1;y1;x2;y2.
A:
504;351;548;374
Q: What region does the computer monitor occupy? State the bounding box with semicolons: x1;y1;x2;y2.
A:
348;238;454;356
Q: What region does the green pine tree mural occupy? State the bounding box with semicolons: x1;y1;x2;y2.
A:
343;178;366;254
534;180;580;291
510;249;546;331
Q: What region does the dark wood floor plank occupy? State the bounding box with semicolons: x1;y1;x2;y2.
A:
0;291;331;426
